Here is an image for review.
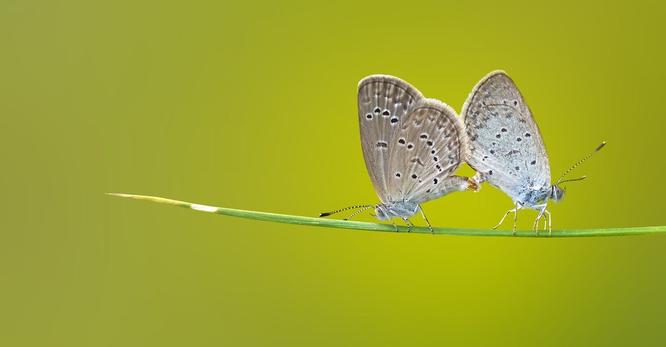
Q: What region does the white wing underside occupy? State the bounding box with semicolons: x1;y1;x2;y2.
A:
358;75;466;204
461;71;550;202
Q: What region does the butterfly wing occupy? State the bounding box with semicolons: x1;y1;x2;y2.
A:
358;75;424;203
461;71;550;202
387;98;467;203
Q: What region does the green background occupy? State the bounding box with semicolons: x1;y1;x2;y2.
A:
2;0;665;345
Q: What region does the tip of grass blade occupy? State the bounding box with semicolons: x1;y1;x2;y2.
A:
106;192;133;198
106;192;190;208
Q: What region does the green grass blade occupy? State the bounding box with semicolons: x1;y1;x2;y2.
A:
107;193;666;237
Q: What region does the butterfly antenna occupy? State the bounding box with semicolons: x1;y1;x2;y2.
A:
555;141;606;185
319;204;374;217
558;176;588;184
343;205;374;221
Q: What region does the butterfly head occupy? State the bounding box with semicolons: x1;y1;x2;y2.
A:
375;201;419;220
549;184;566;202
374;204;390;221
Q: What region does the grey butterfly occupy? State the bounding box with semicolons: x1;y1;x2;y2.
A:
320;75;476;231
462;70;605;234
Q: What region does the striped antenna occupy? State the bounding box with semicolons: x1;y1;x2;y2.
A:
343;205;374;221
557;175;587;185
555;141;606;185
319;204;374;217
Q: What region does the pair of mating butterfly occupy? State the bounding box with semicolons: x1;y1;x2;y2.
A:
321;70;605;235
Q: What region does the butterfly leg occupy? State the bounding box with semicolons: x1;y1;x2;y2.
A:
492;210;513;230
543;210;553;236
512;203;519;235
532;204;547;235
493;202;520;235
402;218;413;233
418;205;434;233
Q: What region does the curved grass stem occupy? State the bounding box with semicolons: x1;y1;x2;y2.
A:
107;193;666;238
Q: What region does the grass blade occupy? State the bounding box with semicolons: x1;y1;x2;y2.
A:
107;193;666;237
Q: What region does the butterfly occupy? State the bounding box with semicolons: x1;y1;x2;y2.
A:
461;70;605;234
320;75;476;232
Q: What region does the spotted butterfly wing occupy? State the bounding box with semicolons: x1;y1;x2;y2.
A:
461;71;551;203
358;75;424;203
388;98;468;204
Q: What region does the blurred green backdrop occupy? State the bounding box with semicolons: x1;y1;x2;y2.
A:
2;0;666;345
